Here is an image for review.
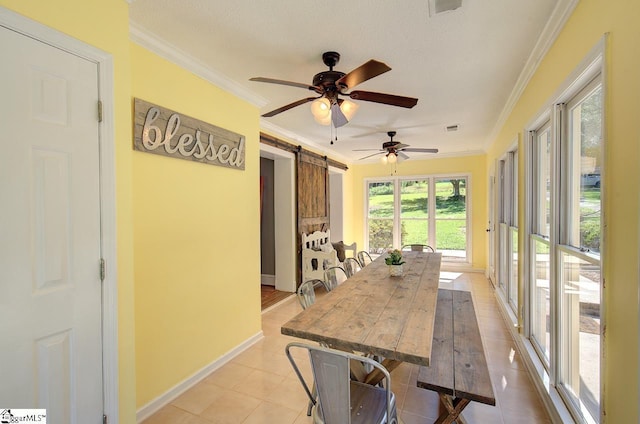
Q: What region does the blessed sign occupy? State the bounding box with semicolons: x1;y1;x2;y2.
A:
133;98;245;170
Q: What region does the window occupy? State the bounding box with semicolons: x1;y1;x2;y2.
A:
400;180;429;247
557;78;602;421
435;178;468;261
526;62;602;424
365;176;469;262
530;119;553;368
367;181;395;254
497;149;518;315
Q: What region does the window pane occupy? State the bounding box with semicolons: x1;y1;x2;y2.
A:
368;182;394;218
509;227;518;311
368;219;393;254
400;180;428;218
498;224;508;292
559;251;600;422
435;178;467;260
531;238;551;366
368;182;395;254
535;126;552;237
401;220;427;246
400;180;428;246
569;85;602;253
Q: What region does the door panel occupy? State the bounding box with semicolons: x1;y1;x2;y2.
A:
0;26;103;423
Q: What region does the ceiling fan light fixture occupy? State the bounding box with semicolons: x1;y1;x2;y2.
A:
339;99;359;121
311;98;331;124
387;152;398;164
380;155;388;165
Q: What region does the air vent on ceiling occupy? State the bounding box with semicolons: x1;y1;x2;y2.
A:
446;124;459;132
428;0;463;16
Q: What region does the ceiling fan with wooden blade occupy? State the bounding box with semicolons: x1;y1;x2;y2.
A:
250;52;418;127
354;131;438;162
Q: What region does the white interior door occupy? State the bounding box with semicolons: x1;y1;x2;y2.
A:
0;26;103;423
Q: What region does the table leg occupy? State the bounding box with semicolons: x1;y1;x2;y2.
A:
434;394;469;424
363;358;402;385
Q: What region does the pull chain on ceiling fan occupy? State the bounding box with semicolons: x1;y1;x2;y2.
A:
250;52;418;128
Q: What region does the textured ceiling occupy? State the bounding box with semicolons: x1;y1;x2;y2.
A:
130;0;569;164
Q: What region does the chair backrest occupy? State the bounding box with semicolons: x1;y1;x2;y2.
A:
298;279;321;309
357;251;373;267
286;342;395;424
402;244;435;252
324;266;347;292
343;241;357;259
343;257;362;278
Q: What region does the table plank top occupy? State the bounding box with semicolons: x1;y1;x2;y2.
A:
281;251;441;366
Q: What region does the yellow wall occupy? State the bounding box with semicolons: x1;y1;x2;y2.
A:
349;154;487;270
486;0;640;421
4;0;639;421
130;44;262;406
0;0;137;421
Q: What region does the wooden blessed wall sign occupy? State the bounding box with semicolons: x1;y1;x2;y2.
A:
133;98;245;170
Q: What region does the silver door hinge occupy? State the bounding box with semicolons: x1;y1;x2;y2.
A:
100;258;106;282
98;100;103;123
103;414;107;424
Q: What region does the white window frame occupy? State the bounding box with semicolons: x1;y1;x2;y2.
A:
521;38;605;424
364;173;471;265
497;144;519;319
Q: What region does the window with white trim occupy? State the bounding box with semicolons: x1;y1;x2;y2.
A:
526;64;602;424
365;175;469;262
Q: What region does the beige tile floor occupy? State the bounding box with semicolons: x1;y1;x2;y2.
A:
143;272;551;424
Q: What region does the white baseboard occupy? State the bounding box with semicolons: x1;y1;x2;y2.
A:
261;274;275;285
136;330;264;423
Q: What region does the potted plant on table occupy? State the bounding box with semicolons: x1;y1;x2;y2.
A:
385;249;405;277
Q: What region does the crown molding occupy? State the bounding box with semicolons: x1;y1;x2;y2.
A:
484;0;579;150
129;23;268;108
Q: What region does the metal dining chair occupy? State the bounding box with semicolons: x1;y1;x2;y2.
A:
402;244;435;252
357;251;374;267
324;266;347;292
286;342;398;424
298;279;322;310
343;257;362;278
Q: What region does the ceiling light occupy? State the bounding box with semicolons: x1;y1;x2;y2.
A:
339;99;359;121
311;98;331;124
311;97;359;126
387;152;397;164
380;155;388;165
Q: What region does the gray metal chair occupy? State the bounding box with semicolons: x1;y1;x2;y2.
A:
286;342;398;424
402;244;435;252
324;266;347;292
343;257;362;278
357;251;373;267
298;279;322;309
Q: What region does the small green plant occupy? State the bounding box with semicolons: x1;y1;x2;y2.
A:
385;249;405;266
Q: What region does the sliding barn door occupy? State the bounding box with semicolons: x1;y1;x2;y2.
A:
298;153;330;234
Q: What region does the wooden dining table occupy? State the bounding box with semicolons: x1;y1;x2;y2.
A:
281;251;441;384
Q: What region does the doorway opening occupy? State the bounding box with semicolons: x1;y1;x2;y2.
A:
260;144;296;309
